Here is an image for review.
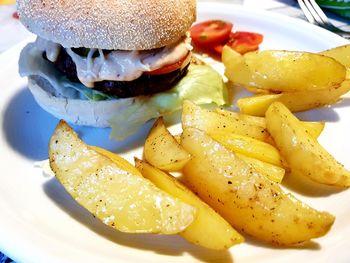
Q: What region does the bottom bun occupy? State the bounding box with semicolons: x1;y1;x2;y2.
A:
28;76;137;127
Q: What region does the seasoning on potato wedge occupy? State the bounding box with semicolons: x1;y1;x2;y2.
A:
215;108;325;139
49;120;197;234
236;153;285;183
237;80;350;116
182;100;271;142
215;108;267;127
209;132;283;167
223;46;346;92
144;117;191;172
266;102;350;187
320;44;350;68
135;159;244;250
90;145;142;176
181;127;335;245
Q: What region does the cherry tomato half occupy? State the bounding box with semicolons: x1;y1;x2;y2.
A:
214;31;264;54
190;20;233;47
12;11;19;19
146;53;191;75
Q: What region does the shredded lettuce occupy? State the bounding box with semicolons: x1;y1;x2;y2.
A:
109;64;228;140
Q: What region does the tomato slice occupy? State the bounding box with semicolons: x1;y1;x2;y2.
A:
214;31;264;55
190;20;233;47
146;53;191;75
228;31;264;54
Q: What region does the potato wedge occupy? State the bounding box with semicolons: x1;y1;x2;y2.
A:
223;46;346;92
215;108;266;127
182;100;270;142
301;121;325;139
236;153;285;183
144;117;191;171
266;102;350;187
321;44;350;68
238;79;350;116
49;120;197;234
215;108;324;139
210;132;283;167
222;47;251;86
90;146;142;176
135;159;243;250
181;127;335;245
173;134;182;144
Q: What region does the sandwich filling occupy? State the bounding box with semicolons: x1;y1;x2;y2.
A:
19;38;228;138
35;36;192;98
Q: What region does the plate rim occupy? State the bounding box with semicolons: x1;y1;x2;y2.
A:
0;1;349;263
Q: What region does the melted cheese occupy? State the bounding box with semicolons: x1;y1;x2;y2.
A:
36;37;192;88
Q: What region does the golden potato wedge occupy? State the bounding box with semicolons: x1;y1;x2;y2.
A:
301;121;325;139
90;146;142;176
321;44;350;68
236;153;285;183
182;100;270;142
49;120;197;234
245;86;272;94
215;108;324;139
222;47;251;86
210;132;283;167
173;134;182;144
135;159;243;250
266;102;350;187
238;79;350;116
144;117;191;172
181;127;335;245
215;108;266;127
223;46;346;92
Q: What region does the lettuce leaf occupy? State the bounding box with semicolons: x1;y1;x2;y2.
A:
109;64;228;140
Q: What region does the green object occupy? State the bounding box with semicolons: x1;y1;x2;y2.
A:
109;64;229;140
316;0;350;19
150;64;228;113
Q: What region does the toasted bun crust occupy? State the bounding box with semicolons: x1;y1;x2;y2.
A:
27;76;138;127
17;0;196;50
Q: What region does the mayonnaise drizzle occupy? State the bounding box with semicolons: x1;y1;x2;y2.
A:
35;37;61;62
36;36;192;88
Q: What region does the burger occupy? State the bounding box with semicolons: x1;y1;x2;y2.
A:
17;0;227;139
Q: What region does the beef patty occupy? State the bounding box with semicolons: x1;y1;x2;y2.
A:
45;48;189;98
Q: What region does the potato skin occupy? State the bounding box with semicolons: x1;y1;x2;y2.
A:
266;102;350;187
49;120;197;234
135;159;243;250
237;80;350;116
182;100;270;142
181;127;335;245
320;44;350;68
223;46;346;92
144;117;191;172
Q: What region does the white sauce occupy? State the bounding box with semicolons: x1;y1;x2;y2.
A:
36;37;192;88
35;37;61;62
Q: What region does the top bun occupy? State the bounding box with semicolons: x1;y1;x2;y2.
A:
17;0;196;50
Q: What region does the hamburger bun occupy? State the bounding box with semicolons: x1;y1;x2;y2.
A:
17;0;196;50
28;76;138;127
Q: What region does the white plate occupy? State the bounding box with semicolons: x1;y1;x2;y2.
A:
1;2;350;263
